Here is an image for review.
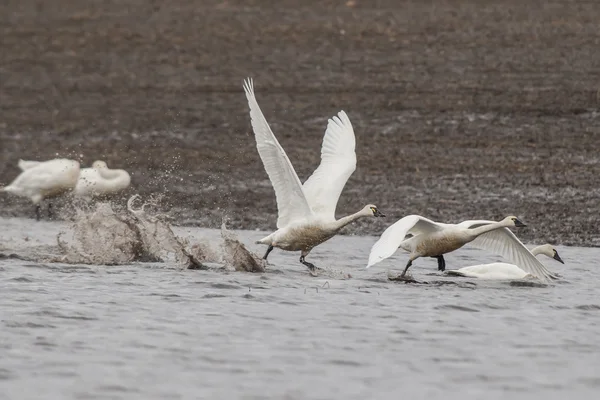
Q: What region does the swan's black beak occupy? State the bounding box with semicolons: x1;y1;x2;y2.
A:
514;218;527;228
373;209;385;217
553;251;565;264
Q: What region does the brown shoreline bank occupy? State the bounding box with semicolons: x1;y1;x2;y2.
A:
1;1;599;246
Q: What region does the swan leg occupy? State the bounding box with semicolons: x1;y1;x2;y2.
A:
299;255;317;271
262;245;274;260
400;259;413;277
434;255;445;271
35;204;41;221
48;203;53;219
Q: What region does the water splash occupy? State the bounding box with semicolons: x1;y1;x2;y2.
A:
58;195;204;268
220;222;266;273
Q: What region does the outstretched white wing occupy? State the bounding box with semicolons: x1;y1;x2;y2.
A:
366;215;443;268
459;220;558;282
302;111;356;221
243;78;313;229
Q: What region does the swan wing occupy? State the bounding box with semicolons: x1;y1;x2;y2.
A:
465;225;557;282
302;111;356;221
243;78;313;228
366;215;443;268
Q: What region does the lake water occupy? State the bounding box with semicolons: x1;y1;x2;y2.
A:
1;216;599;400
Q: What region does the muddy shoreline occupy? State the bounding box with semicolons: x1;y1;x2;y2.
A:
1;1;599;246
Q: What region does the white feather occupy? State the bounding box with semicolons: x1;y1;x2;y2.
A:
242;78;313;228
2;158;80;204
366;215;442;268
74;161;131;198
302;111;356;221
459;220;558;281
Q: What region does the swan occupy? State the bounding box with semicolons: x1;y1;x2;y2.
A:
242;78;385;272
446;244;564;279
1;158;80;220
74;161;131;198
366;215;558;282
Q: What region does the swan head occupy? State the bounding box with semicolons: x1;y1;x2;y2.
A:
504;216;527;228
364;204;385;217
534;244;565;264
92;160;108;169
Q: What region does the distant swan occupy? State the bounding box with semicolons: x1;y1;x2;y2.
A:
243;78;385;272
366;216;557;282
2;158;80;220
446;244;564;279
74;161;131;198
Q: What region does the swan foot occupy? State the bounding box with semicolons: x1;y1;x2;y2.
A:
300;255;320;273
400;259;413;277
262;245;274;260
388;272;421;284
432;255;445;271
308;268;325;277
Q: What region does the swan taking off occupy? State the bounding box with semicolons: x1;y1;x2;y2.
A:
74;161;131;199
446;244;564;279
2;158;80;220
242;78;385;273
366;215;558;282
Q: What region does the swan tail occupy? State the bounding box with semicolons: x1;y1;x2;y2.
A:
256;234;274;245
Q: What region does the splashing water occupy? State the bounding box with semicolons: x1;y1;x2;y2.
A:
220;222;266;273
58;195;204;267
5;194;350;278
56;195;270;272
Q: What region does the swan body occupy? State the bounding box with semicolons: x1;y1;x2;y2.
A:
446;244;564;279
243;78;384;271
74;161;131;198
2;158;80;219
448;263;531;280
366;215;557;282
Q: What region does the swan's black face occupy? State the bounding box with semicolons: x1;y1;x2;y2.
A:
553;249;565;264
511;217;527;227
370;207;385;217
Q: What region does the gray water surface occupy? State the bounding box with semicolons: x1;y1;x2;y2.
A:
1;217;599;400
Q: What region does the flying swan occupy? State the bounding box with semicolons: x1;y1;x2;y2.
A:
74;160;131;199
1;158;80;220
242;78;385;272
366;215;558;282
445;243;564;279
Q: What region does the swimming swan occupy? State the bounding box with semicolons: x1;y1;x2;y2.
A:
2;158;80;220
366;215;558;282
74;161;131;198
242;78;385;272
446;244;564;279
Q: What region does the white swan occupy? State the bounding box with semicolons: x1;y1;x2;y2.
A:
2;158;80;220
242;78;385;272
366;215;558;282
446;244;564;279
74;161;131;198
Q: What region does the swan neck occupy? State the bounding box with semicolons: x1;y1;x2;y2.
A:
530;246;543;256
467;221;507;240
333;210;366;230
